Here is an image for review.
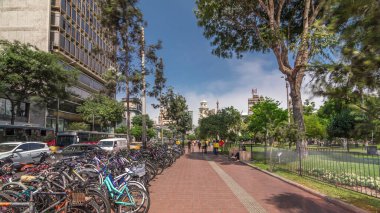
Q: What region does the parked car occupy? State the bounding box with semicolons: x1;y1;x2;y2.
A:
98;138;128;152
0;142;51;164
58;144;103;157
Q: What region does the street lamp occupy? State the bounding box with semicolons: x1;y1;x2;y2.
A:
281;75;291;124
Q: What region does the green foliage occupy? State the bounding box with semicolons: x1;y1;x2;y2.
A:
304;114;327;139
198;107;241;141
130;115;155;141
115;125;128;134
102;67;124;97
248;98;288;135
160;88;192;134
77;94;124;129
195;0;334;138
67;122;89;131
187;134;197;140
327;109;356;139
0;40;77;124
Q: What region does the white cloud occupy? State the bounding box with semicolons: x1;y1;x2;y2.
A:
144;58;323;126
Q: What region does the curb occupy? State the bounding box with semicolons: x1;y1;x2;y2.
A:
238;160;368;213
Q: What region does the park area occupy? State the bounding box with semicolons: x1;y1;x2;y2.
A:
223;143;380;199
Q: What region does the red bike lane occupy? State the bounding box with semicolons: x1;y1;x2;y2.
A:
148;148;362;213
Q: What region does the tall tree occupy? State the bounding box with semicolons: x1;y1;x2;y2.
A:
77;94;124;131
0;40;77;125
102;66;125;98
160;88;192;143
130;114;156;141
247;98;288;146
96;0;143;141
195;0;331;149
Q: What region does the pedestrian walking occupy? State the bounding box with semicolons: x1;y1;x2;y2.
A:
191;140;195;152
197;140;201;151
187;140;191;153
213;141;219;155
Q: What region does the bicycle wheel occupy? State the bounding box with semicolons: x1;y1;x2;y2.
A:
67;200;100;213
0;192;19;213
86;188;112;213
117;187;150;213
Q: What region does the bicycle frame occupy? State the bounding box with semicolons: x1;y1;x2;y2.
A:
103;175;136;207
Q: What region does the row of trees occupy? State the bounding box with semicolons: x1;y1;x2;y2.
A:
195;0;380;148
198;96;380;149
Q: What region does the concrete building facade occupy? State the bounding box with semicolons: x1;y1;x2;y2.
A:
0;0;115;130
248;89;263;115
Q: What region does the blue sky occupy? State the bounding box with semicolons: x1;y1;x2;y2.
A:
117;0;322;125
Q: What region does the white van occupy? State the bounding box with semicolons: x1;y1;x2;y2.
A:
98;138;128;152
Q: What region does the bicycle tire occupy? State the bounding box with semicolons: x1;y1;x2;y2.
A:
0;191;20;213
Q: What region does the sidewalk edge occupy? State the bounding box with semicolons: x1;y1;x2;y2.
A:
239;160;368;213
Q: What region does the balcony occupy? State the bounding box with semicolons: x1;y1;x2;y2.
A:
0;114;28;123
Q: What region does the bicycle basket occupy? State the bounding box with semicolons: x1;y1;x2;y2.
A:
71;192;87;205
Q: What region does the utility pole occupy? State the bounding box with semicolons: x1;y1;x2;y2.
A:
141;26;147;149
282;75;291;124
286;79;291;124
55;98;60;134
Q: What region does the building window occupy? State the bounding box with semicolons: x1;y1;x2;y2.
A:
72;10;76;23
65;38;70;52
59;33;65;48
61;0;66;12
60;17;66;30
0;98;28;117
67;2;71;18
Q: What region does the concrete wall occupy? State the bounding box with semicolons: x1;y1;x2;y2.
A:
0;0;50;127
0;0;50;51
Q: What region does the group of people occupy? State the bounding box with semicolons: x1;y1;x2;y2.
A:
187;139;225;155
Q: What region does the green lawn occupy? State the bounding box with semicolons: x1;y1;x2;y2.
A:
252;162;380;212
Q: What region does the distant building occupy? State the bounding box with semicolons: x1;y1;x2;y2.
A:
120;98;142;126
198;100;217;124
158;108;172;126
187;110;193;130
248;89;263;115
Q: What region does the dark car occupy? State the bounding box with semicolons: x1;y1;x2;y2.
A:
59;144;102;157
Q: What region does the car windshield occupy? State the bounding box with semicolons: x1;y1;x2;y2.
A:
98;141;114;147
0;144;18;152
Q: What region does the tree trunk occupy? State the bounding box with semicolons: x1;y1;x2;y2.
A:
126;85;131;142
10;101;16;125
288;75;308;155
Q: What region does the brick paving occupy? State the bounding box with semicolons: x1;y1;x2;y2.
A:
148;148;357;213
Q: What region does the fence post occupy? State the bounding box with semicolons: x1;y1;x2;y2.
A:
250;142;253;161
298;145;302;176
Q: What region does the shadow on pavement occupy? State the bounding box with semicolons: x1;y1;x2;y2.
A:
264;193;342;213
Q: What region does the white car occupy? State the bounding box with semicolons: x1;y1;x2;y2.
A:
0;142;51;164
98;138;128;152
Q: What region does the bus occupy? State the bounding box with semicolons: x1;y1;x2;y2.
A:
55;131;128;148
0;125;55;143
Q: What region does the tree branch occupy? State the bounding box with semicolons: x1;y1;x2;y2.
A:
309;0;326;26
276;0;286;25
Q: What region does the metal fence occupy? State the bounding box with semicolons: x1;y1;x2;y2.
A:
225;142;380;198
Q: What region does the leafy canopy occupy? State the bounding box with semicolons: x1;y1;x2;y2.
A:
77;94;124;129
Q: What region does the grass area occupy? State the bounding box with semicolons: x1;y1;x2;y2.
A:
242;145;380;177
252;162;380;212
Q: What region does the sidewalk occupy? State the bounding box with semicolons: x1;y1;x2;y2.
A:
148;148;359;213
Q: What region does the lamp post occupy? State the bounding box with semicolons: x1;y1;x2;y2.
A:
140;26;147;149
55;98;60;134
281;75;291;124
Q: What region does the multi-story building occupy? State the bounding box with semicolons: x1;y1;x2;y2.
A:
119;98;142;127
158;108;172;126
248;89;263;115
198;100;216;124
0;0;115;130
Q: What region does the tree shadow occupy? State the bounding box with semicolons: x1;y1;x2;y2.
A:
265;193;345;213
